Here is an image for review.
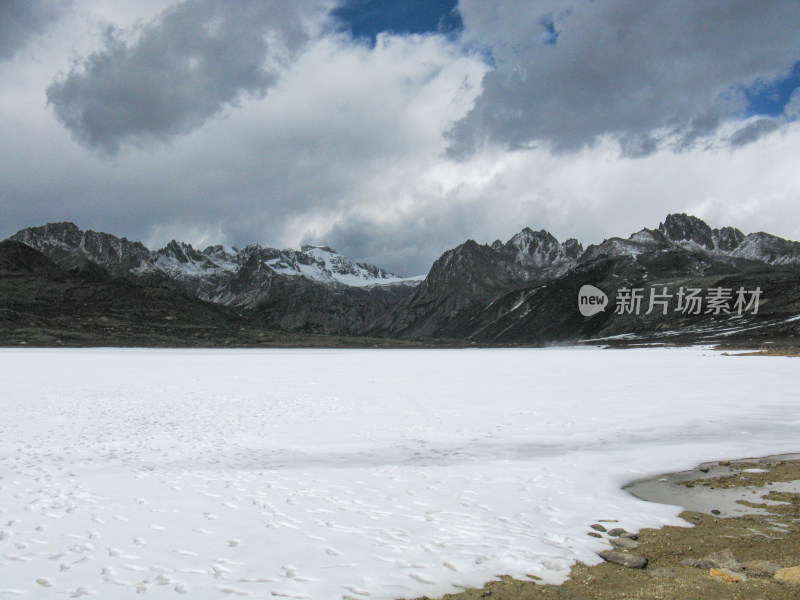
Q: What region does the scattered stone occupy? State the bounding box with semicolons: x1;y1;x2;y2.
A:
590;524;606;532
619;532;638;541
609;537;640;551
648;566;676;580
775;566;800;586
719;460;731;466
743;559;782;576
587;532;601;538
607;528;626;537
709;568;746;583
702;548;745;572
598;551;647;569
681;558;703;568
710;509;721;515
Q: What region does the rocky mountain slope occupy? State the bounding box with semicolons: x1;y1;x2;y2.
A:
368;213;800;342
0;240;438;347
0;238;244;346
10;222;421;335
5;214;800;346
12;223;416;296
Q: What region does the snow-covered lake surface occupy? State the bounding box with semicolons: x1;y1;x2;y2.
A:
2;347;799;599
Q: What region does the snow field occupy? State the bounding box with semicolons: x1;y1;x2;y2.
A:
1;347;799;599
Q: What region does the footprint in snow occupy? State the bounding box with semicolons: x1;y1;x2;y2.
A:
69;586;95;597
217;587;249;596
344;585;370;596
123;565;148;572
270;591;309;599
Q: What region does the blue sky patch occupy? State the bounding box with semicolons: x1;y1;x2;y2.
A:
538;16;560;45
330;0;463;44
744;60;800;118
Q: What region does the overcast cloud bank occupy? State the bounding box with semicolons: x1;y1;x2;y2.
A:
1;0;799;276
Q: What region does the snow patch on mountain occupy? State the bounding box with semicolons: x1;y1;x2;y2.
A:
9;223;422;294
283;245;416;287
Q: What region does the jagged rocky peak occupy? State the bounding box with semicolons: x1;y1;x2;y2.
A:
431;238;522;284
236;242;409;286
10;222;153;275
504;226;582;267
730;231;800;265
158;240;205;264
627;227;668;245
657;213;745;253
563;238;583;259
425;239;495;282
712;226;745;253
203;244;238;259
658;213;715;249
506;227;558;254
579;225;673;263
11;222;83;249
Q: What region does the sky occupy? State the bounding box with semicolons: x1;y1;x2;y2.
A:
2;0;800;276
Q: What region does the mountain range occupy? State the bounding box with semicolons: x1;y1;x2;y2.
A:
3;214;800;347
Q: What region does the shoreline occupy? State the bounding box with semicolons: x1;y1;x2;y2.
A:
412;453;800;599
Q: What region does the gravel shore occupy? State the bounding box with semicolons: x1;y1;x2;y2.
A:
410;454;800;600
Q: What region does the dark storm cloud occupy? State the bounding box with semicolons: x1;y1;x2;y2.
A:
672;110;724;152
729;118;781;148
0;0;68;60
46;0;318;153
451;0;800;156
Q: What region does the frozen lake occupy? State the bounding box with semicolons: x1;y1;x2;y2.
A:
2;347;799;599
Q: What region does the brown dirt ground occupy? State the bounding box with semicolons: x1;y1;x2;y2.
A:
407;458;800;600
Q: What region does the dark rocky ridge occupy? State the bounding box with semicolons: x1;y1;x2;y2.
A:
0;240;444;348
4;214;800;346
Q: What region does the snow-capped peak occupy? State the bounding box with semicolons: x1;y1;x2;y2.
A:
277;244;415;287
504;227;582;268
